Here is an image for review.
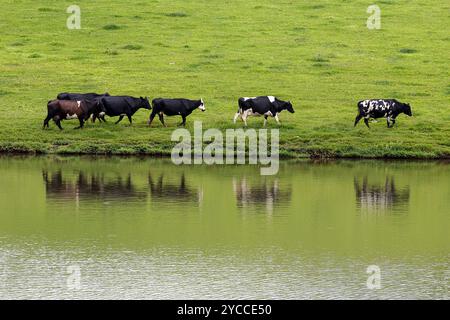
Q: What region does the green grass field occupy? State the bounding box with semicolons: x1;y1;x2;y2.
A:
0;0;449;158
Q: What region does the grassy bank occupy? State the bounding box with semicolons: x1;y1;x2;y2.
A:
0;0;449;158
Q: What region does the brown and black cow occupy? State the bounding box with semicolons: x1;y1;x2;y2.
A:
43;99;102;130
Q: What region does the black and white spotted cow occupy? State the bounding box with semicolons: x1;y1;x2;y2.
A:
233;96;295;127
354;99;412;128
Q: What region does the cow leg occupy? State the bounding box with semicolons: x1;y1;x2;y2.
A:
43;109;58;129
127;115;133;124
99;114;106;122
274;114;281;125
148;113;156;126
364;118;370;129
354;114;363;127
263;115;268;127
115;115;124;124
158;114;166;127
178;115;187;127
92;114;103;123
233;111;241;124
55;118;63;130
241;113;248;127
43;115;52;129
389;117;396;128
75;118;84;129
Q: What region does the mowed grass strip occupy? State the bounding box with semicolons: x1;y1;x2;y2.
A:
0;0;449;158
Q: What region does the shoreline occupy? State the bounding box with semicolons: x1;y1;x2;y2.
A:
1;148;448;160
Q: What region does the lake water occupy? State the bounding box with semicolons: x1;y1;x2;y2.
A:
0;156;448;299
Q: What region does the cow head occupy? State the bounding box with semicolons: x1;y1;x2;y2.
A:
198;98;206;112
285;101;295;113
403;103;412;116
140;97;152;110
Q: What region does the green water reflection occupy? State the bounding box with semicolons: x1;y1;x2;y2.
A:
0;156;448;299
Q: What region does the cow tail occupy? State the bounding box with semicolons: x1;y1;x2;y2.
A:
45;101;57;121
47;100;56;112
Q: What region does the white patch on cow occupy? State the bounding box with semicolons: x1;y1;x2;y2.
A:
99;112;105;117
267;96;275;103
66;114;78;120
264;111;273;117
77;101;81;108
243;97;256;101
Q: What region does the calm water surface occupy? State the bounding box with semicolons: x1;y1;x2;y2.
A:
0;156;448;299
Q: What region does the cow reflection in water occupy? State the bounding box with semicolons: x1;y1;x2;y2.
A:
233;178;291;214
42;170;147;202
148;173;201;204
354;176;410;212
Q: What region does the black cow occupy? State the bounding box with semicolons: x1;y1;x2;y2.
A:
97;96;151;124
355;99;412;128
148;98;205;127
57;92;110;101
233;96;295;126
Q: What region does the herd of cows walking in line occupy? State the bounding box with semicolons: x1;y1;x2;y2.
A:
43;92;413;130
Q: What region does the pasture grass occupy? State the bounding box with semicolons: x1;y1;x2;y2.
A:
0;0;449;158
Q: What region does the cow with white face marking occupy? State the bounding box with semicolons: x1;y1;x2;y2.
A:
354;99;412;128
233;96;295;127
148;98;206;127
